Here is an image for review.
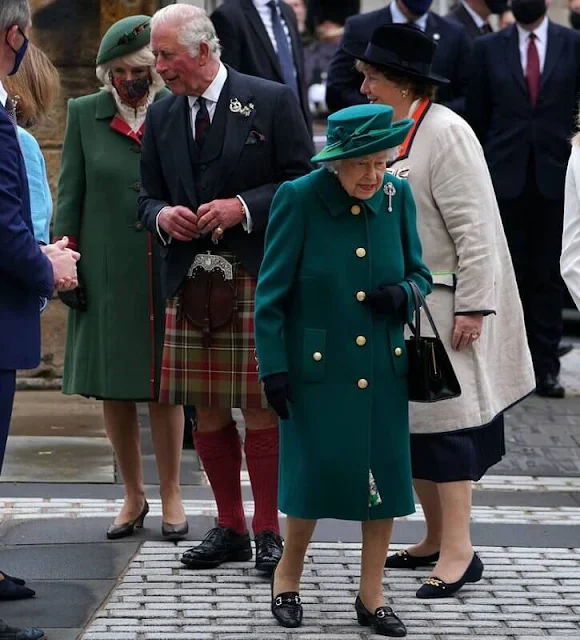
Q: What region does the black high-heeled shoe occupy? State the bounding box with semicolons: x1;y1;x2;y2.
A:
106;500;149;540
162;520;189;541
270;571;303;628
355;596;406;637
416;553;484;599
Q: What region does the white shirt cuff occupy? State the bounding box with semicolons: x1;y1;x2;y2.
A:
155;208;172;245
237;195;253;233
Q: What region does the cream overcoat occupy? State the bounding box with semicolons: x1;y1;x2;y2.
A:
389;102;535;434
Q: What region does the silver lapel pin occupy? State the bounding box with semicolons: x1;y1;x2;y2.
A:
384;182;397;212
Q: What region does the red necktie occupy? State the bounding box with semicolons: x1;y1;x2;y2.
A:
526;33;540;108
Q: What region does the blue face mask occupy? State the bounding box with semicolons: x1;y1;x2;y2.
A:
7;27;29;76
401;0;433;17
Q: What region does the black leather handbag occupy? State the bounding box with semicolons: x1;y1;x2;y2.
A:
405;280;461;403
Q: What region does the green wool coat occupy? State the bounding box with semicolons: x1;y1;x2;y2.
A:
255;168;432;521
54;90;170;400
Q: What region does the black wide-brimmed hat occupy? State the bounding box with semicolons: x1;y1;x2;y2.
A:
343;23;449;86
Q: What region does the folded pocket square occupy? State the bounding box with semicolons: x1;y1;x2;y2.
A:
245;130;266;145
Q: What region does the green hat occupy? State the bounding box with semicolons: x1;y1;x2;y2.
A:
311;104;413;163
96;15;152;66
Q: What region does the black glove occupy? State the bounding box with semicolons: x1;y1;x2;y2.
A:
58;285;87;311
364;284;407;317
263;372;294;420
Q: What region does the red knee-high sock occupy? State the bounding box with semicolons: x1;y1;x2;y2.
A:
244;427;280;535
194;423;247;535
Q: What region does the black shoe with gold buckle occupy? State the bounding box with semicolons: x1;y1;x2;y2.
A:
270;573;302;628
416;553;484;599
385;549;440;570
355;596;406;637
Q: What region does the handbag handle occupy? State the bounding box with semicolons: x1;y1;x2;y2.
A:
406;280;442;342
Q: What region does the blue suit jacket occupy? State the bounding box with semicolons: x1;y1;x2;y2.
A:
325;5;471;115
466;22;580;200
0;104;54;371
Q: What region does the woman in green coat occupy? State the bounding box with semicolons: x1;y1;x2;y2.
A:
54;16;188;540
255;104;432;637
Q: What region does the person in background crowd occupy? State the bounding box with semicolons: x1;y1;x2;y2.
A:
466;0;580;398
303;2;349;118
3;42;59;246
210;0;312;132
284;0;313;45
255;103;432;635
306;0;359;34
570;0;580;29
354;24;534;599
499;8;516;27
1;1;79;637
446;0;508;40
326;0;471;115
139;4;312;575
54;16;189;541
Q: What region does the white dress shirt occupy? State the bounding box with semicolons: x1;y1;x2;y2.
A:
390;0;429;31
253;0;293;54
0;81;7;107
461;1;487;30
517;16;548;74
155;62;253;243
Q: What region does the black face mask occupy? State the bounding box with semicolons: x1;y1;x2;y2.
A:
484;0;508;15
570;10;580;29
511;0;547;25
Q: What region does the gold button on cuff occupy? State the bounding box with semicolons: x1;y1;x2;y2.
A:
356;291;366;302
356;336;367;346
313;352;323;362
358;378;369;389
355;248;366;258
351;204;361;215
394;347;402;357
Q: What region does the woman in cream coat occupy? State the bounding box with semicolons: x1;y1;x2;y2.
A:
561;115;580;310
348;24;535;598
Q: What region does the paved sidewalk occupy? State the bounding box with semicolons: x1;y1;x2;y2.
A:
82;542;580;640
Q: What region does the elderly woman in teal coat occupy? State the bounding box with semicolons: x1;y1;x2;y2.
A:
255;104;432;637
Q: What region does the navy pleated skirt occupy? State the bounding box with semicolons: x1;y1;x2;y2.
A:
410;414;506;483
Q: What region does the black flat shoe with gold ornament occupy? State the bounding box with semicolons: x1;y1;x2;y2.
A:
385;549;440;569
416;553;484;599
355;596;406;637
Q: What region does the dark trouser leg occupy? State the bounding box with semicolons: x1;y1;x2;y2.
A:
499;182;563;380
0;370;17;475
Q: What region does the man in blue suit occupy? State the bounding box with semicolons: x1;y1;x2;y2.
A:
1;1;79;637
325;0;471;114
466;0;580;398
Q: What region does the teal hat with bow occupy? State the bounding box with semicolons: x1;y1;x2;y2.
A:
311;104;413;163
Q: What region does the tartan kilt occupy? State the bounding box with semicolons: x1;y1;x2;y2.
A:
159;254;268;409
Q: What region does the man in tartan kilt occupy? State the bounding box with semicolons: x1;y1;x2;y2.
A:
138;4;313;573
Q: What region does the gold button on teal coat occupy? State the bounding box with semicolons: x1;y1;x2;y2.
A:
255;168;432;521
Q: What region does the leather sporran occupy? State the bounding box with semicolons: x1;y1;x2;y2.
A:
180;253;236;347
405;280;461;403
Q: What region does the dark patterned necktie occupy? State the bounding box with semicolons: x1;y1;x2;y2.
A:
4;96;17;128
195;97;211;148
267;0;299;95
480;23;493;35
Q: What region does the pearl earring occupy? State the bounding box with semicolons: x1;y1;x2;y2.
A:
401;88;409;98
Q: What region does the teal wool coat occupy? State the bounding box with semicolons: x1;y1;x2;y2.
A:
54;91;169;400
255;168;432;521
